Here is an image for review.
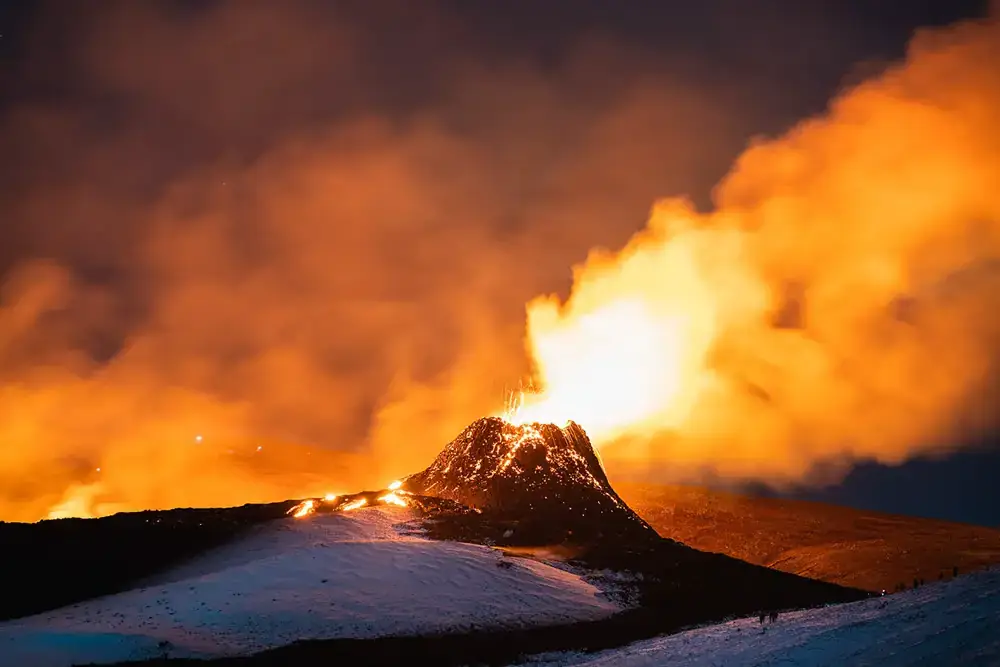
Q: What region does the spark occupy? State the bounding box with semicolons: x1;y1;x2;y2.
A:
500;386;570;430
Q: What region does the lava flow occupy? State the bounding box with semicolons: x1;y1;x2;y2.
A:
285;479;411;519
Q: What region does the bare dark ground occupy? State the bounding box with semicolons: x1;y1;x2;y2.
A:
1;495;867;667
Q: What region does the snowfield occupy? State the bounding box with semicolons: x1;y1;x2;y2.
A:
0;507;619;667
522;566;1000;667
6;506;997;667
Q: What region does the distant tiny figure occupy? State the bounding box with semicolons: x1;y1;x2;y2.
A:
770;611;779;623
954;565;959;577
913;578;919;589
759;612;766;625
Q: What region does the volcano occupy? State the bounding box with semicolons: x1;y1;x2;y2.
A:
400;417;657;545
1;416;872;666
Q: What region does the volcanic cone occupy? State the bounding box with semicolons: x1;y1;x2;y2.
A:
401;417;656;544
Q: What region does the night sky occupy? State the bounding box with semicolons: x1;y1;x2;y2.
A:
1;1;998;526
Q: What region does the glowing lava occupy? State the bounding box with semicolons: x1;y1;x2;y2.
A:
288;499;316;518
499;227;723;448
498;421;543;472
287;480;411;520
341;498;368;511
377;491;407;507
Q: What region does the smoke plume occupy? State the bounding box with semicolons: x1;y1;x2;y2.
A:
0;1;996;519
513;10;1000;486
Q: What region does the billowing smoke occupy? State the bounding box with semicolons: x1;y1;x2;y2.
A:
510;10;1000;487
0;0;752;520
1;2;996;520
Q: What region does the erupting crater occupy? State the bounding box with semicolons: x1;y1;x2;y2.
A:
399;417;657;545
287;417;657;546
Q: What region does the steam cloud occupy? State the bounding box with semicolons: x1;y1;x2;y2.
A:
519;9;1000;487
0;1;997;520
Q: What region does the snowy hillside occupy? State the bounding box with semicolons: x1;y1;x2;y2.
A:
522;566;1000;667
0;507;619;667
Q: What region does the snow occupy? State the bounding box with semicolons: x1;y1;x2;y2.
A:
522;566;1000;667
9;506;996;667
0;507;618;667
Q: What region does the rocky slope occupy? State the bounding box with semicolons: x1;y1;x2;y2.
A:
401;417;656;545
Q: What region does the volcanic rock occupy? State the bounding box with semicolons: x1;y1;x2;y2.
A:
400;417;657;545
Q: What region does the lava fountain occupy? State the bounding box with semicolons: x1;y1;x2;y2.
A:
499;215;729;448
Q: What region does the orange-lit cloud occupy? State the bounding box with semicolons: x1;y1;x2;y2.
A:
0;2;997;521
0;1;746;521
505;12;1000;487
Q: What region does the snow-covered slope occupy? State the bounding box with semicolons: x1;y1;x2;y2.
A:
523;566;1000;667
0;507;619;667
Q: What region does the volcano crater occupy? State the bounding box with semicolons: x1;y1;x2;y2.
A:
399;417;658;547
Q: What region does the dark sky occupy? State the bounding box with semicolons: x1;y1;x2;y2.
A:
786;444;1000;527
1;0;998;526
